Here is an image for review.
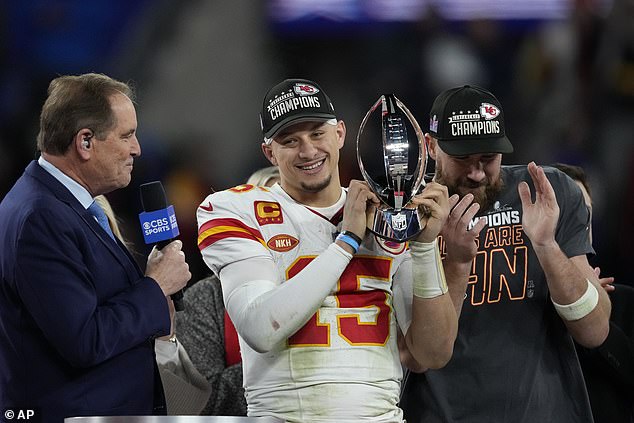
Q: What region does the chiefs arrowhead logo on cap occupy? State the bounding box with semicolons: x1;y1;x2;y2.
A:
479;103;500;120
294;83;319;96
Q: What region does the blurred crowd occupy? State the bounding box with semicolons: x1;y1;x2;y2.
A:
1;0;632;286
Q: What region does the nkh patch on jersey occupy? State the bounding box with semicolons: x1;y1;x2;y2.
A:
267;234;298;252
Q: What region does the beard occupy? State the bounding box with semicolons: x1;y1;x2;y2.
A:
435;166;504;213
300;174;332;193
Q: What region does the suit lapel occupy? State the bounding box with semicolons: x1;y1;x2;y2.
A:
26;161;143;282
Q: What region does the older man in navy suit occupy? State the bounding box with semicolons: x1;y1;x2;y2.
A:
0;73;191;422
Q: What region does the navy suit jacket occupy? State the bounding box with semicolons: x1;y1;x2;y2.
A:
0;161;170;422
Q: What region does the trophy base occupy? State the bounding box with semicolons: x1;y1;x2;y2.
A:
367;206;426;242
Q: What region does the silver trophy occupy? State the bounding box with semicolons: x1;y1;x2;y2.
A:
356;94;429;242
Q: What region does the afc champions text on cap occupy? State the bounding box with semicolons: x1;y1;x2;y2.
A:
260;78;336;142
429;84;514;156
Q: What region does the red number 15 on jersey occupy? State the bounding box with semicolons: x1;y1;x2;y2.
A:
287;256;393;347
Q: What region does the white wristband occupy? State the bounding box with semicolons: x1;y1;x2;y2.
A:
551;279;599;321
410;239;448;299
332;241;354;260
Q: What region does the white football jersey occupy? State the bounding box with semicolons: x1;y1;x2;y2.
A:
197;183;413;422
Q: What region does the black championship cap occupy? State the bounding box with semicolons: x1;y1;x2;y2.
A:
428;85;513;156
260;78;336;143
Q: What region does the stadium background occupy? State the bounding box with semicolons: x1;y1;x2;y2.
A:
1;0;632;287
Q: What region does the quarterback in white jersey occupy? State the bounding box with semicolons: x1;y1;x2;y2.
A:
197;78;460;422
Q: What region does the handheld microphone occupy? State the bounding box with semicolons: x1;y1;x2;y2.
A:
139;181;184;311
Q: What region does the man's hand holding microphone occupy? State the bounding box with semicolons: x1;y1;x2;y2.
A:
139;181;191;311
146;239;190;298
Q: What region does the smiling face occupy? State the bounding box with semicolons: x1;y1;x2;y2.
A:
87;93;140;195
262;120;345;206
429;136;504;212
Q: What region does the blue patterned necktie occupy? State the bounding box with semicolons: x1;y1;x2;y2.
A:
88;201;115;240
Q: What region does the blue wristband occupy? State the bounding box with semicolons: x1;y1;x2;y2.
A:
336;233;360;253
340;230;363;246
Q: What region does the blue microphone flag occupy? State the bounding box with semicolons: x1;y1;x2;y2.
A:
139;205;180;244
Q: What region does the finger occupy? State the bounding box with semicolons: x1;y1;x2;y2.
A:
437;189;449;209
170;240;183;251
527;161;543;186
527;162;544;194
364;189;381;205
149;245;161;260
448;194;460;209
449;193;475;220
449;202;482;235
593;266;601;277
461;202;481;224
346;180;363;196
415;197;445;220
355;187;379;206
349;179;367;186
348;179;371;192
518;181;532;208
536;167;554;197
421;181;449;199
349;180;379;203
413;185;448;208
470;213;487;234
529;162;555;198
599;276;615;287
527;161;538;178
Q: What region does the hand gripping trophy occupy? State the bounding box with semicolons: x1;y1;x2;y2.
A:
357;94;429;242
